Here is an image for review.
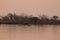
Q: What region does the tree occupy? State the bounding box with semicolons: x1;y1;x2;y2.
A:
7;13;13;20
29;17;39;24
52;16;59;20
40;15;49;22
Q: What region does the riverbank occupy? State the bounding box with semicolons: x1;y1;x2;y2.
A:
0;13;60;25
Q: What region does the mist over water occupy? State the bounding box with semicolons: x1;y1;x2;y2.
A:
0;24;60;40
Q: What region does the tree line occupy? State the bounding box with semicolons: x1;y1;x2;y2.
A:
0;13;60;25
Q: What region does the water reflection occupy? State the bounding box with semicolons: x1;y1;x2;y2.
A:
0;24;60;40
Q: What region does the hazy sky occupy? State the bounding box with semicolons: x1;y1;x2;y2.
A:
0;0;60;17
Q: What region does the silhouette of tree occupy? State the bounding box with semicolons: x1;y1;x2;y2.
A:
40;15;49;24
7;13;13;20
29;17;39;24
52;16;59;20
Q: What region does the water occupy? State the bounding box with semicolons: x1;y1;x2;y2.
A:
0;24;60;40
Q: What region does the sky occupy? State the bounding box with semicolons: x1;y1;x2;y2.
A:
0;0;60;17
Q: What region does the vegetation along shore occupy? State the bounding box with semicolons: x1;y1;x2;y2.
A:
0;13;60;25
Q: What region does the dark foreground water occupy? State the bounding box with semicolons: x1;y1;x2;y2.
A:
0;24;60;40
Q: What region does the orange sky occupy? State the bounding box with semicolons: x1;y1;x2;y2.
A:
0;0;60;17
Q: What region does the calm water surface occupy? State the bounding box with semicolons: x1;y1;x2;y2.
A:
0;24;60;40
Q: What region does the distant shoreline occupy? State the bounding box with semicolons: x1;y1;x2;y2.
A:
0;23;60;25
0;13;60;25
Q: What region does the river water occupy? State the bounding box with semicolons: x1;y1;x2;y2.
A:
0;24;60;40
